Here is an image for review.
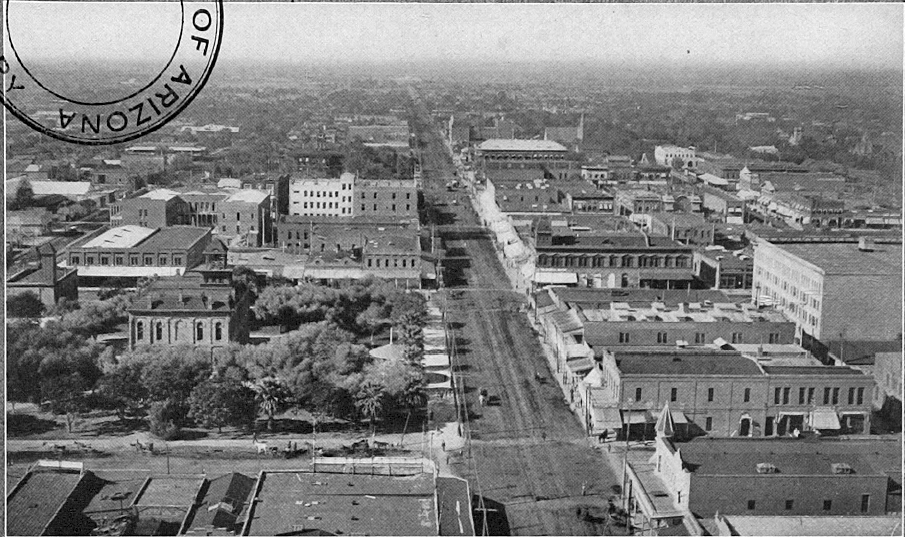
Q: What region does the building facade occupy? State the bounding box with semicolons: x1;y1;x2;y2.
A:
752;238;903;342
289;173;355;217
128;272;251;351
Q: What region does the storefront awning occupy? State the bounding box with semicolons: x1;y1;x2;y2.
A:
811;407;841;430
534;271;578;284
621;410;651;425
591;406;623;431
566;357;595;373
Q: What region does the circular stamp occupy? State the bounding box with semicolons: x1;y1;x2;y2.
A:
1;0;223;145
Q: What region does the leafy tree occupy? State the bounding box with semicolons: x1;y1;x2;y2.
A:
47;298;80;316
97;361;147;422
356;303;390;344
148;399;185;440
7;292;45;318
232;266;261;296
58;296;132;337
7;323;103;408
9;179;34;210
188;378;257;433
137;346;213;403
41;373;90;432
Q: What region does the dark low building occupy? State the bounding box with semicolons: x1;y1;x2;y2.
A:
7;244;78;308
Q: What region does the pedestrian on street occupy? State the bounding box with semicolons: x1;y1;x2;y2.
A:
581;482;587;496
541;431;547;441
441;440;446;452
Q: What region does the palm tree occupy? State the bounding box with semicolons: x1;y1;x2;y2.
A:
248;378;290;432
354;382;387;435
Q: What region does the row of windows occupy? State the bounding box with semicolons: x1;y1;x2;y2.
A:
136;321;223;341
616;332;774;345
537;255;691;269
360;192;411;200
221;225;255;234
366;258;415;268
192;202;216;212
773;386;865;406
72;255;183;266
360;204;411;212
746;497;870;513
298;188;349;197
298;202;349;210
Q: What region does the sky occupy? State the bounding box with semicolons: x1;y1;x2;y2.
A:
6;2;903;70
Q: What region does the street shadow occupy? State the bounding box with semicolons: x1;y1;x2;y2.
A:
474;496;511;536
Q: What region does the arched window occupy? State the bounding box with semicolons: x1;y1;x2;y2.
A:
215;322;223;341
155;322;163;341
196;322;204;341
136;321;144;341
621;273;630;288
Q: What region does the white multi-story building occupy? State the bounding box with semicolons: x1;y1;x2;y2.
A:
289;172;356;217
654;145;696;169
752;238;902;343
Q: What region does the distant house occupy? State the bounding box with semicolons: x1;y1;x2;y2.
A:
7;209;53;239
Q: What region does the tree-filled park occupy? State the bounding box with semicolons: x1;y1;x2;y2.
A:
7;273;430;442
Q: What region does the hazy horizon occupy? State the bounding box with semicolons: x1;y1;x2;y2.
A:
6;3;902;71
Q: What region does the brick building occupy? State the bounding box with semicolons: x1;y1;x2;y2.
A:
598;348;873;438
64;226;211;284
219;189;272;247
288;173;417;221
114;189;188;228
645;212;714;246
128;271;252;351
532;218;696;289
355;177;417;219
642;436;897;519
7;244;78;308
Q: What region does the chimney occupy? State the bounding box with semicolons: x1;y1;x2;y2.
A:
857;237;875;252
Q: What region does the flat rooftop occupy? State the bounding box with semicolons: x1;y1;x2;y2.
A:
244;472;438;536
722;515;902;536
648;211;707;227
81;225;157;249
678;437;888;477
761;365;866;376
547;287;733;307
140;188;181;201
775;242;902;276
479;138;567;152
613;350;763;377
579;300;789;324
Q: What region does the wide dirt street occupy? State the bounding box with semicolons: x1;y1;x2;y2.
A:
413;94;623;535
